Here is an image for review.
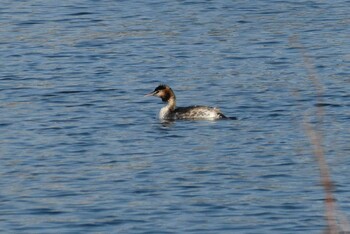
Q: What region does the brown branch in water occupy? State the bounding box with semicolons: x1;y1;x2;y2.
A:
289;35;342;234
304;121;338;234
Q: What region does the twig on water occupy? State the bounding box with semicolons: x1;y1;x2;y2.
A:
289;35;347;234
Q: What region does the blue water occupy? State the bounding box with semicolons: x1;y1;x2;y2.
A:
1;0;350;233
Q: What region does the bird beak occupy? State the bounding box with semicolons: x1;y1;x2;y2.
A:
144;91;156;97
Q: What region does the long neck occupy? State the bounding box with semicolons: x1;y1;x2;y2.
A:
160;95;176;119
162;88;176;110
166;96;176;111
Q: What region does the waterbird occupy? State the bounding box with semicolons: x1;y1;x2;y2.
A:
145;84;236;120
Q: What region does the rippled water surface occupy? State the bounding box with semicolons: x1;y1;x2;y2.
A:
1;0;350;233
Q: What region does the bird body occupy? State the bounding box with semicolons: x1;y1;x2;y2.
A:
145;84;234;121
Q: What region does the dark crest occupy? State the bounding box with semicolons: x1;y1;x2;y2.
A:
153;84;172;102
154;84;167;92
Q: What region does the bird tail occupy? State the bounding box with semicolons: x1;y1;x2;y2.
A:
218;113;237;120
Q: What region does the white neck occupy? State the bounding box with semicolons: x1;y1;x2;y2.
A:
159;97;176;119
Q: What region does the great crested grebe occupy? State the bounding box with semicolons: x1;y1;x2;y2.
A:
145;84;235;120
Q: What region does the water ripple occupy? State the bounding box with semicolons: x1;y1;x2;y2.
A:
1;0;349;233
